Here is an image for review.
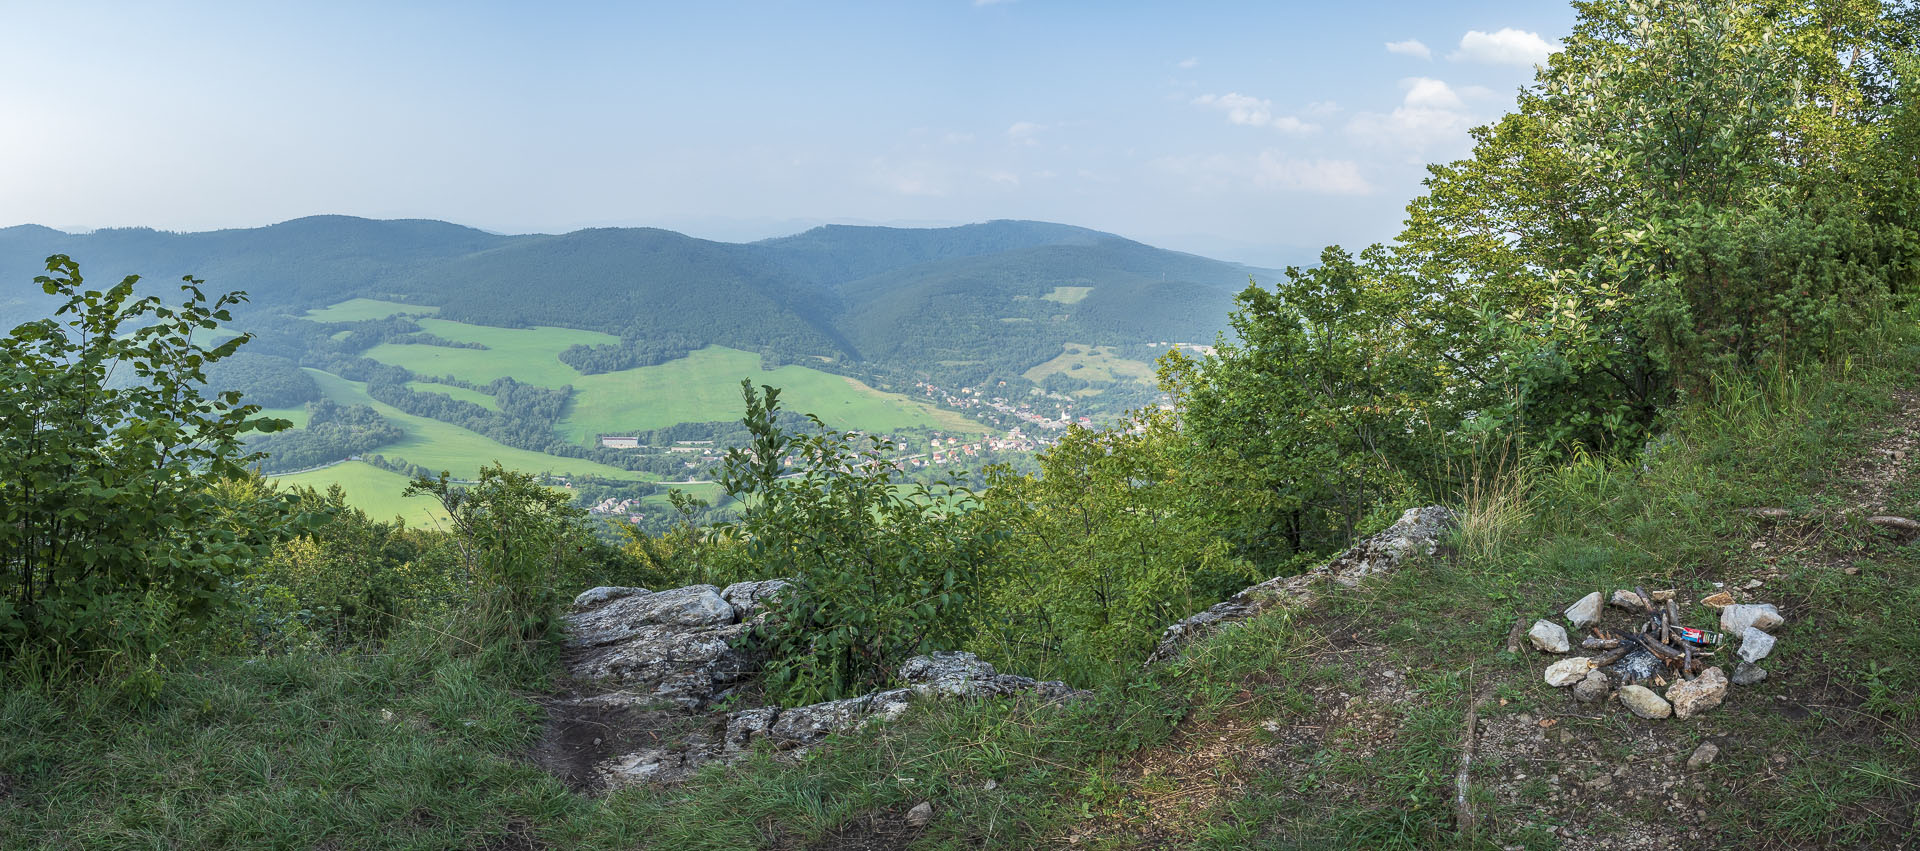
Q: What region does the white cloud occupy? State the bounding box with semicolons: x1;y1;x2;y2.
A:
1192;93;1320;135
1006;121;1044;145
1385;39;1432;60
1449;28;1556;65
1344;77;1477;150
1156;152;1372;196
1306;100;1341;115
1177;57;1200;69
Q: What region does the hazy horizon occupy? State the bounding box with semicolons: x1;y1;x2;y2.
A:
1;1;1572;269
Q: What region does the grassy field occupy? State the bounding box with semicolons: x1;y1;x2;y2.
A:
254;405;310;430
405;381;498;411
275;461;452;527
363;319;616;386
355;318;982;443
1023;342;1157;385
305;369;651;482
560;347;983;443
1042;285;1094;304
303;298;440;322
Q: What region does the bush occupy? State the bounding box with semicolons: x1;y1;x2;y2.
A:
0;255;298;674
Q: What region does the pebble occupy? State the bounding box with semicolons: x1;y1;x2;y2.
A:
1545;656;1598;687
1611;589;1649;611
1743;579;1764;590
1686;741;1720;770
1844;566;1861;576
1721;603;1784;634
1573;670;1611;703
1738;627;1776;663
1565;592;1604;629
1620;684;1673;719
1732;660;1768;686
1666;667;1728;720
1701;591;1735;609
1529;620;1570;653
905;801;933;829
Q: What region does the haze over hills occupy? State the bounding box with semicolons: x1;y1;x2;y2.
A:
0;215;1270;387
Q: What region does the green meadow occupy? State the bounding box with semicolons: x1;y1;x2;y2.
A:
301;298;439;322
254;405;311;429
1022;342;1157;385
274;460;452;527
304;369;651;482
404;380;498;410
353;316;983;444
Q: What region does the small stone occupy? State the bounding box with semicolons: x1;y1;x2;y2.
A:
1666;668;1728;720
1620;685;1673;719
1573;670;1610;703
1529;620;1571;653
1546;657;1598;687
1844;566;1861;576
905;801;933;829
1565;592;1604;629
1686;741;1720;770
1650;589;1676;603
1731;661;1768;685
1611;589;1650;611
1585;774;1615;791
984;779;998;791
1721;603;1784;634
1742;579;1764;590
1738;627;1776;663
1702;591;1735;609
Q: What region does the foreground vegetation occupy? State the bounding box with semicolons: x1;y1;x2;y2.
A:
4;0;1919;848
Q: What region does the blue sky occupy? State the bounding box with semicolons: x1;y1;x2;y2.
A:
0;1;1573;266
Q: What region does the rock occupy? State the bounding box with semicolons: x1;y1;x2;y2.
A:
1650;589;1676;603
1720;603;1784;634
1844;566;1861;576
572;585;646;611
1564;592;1603;629
1666;667;1728;720
1737;627;1776;663
905;801;933;829
1742;579;1764;590
1147;506;1457;663
1731;661;1768;686
566;584;759;708
1867;515;1920;533
1687;741;1720;770
719;579;792;619
1611;589;1649;611
1529;620;1571;653
1585;774;1614;791
1702;591;1735;609
1545;656;1598;687
1573;670;1611;703
1619;685;1673;719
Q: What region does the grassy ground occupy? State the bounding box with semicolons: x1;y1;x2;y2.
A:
8;337;1916;849
406;380;500;411
305;369;651;482
274;460;453;527
303;298;440;322
1043;286;1095;304
254;405;311;430
1022;342;1157;386
364;319;616;387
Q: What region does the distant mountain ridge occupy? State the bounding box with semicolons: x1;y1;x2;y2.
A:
0;215;1272;387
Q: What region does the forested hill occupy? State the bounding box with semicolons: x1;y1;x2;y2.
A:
0;216;1269;385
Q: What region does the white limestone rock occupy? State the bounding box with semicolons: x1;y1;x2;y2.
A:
1529;619;1571;654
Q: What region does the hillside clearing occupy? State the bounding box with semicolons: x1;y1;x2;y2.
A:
1022;342;1157;385
303;298;440;322
274;460;452;527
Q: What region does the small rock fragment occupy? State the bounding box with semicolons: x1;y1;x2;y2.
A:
1565;592;1604;629
1701;591;1735;608
1742;579;1764;590
1666;667;1728;720
1529;619;1571;653
1738;627;1776;663
1619;685;1673;719
1843;566;1861;576
1611;589;1649;611
1731;661;1768;686
905;801;934;829
1573;670;1611;703
1650;589;1676;603
1687;741;1720;770
1546;656;1598;687
1721;603;1784;634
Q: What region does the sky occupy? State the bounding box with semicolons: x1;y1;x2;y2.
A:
0;1;1574;268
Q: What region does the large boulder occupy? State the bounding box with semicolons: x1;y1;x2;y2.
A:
565;584;762;709
1148;506;1457;663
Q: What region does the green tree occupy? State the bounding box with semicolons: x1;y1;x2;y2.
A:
720;381;995;704
0;255;296;673
406;464;594;641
